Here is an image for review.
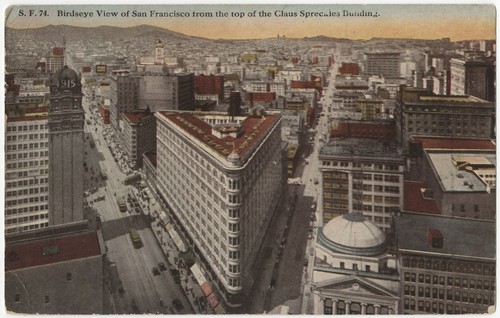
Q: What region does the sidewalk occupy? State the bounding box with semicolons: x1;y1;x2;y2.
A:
132;186;213;314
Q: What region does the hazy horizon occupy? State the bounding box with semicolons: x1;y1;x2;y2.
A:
4;4;496;41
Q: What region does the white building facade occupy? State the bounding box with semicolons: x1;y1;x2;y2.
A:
155;111;284;306
5;112;50;235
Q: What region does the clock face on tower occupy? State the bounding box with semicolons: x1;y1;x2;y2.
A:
59;78;77;88
49;66;83;116
51;65;81;94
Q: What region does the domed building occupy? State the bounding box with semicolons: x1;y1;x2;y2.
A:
310;213;400;314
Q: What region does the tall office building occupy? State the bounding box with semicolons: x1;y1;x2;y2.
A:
195;74;225;102
5;107;50;235
365;53;401;79
48;66;85;226
318;139;405;230
155;110;284;306
46;47;65;74
449;57;495;102
139;72;195;112
121;110;157;168
109;69;140;130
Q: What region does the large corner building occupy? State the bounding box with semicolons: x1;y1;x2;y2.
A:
155;110;284;306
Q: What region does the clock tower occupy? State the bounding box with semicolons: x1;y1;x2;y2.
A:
48;66;85;226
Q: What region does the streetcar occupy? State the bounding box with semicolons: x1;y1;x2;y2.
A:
117;198;127;212
129;228;143;248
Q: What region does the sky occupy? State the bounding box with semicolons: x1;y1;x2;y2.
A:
3;3;496;41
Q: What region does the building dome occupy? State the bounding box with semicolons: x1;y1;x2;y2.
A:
317;213;387;256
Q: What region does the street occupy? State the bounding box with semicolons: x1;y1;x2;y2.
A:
241;63;337;314
80;86;194;314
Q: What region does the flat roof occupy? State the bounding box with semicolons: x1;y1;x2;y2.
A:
412;137;496;150
5;231;102;271
420;95;487;103
158;111;280;160
123;111;153;123
403;181;440;215
320;138;402;159
394;213;495;259
427;152;495;192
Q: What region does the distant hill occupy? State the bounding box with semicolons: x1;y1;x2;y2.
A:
5;24;208;43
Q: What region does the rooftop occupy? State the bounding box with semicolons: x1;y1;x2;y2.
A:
420;95;486;103
7;106;48;123
123;111;153;124
320;138;402;159
403;181;440;215
7;115;48;123
427;151;495;192
406;94;493;106
333;91;365;98
5;231;102;272
394;213;495;259
318;213;387;257
411;137;496;150
158;111;281;161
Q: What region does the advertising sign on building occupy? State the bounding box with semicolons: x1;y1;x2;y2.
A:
95;65;107;74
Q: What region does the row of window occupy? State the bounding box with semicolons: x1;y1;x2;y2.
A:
5;142;48;151
404;273;495;290
402;258;495;276
371;216;393;225
321;161;402;171
407;127;486;136
9;169;49;179
404;285;494;305
6;150;48;160
404;299;488;314
5;222;48;233
6;205;47;215
350;183;402;195
6;124;48;132
6;198;48;207
6;186;48;197
6;177;49;188
6;133;48;142
6;160;49;170
408;120;487;126
6;213;48;224
405;106;491;114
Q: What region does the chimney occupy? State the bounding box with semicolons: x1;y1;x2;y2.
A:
428;229;444;248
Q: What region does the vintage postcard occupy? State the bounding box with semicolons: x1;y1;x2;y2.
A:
3;3;496;315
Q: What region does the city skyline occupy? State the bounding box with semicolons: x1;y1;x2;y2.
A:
4;4;496;41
